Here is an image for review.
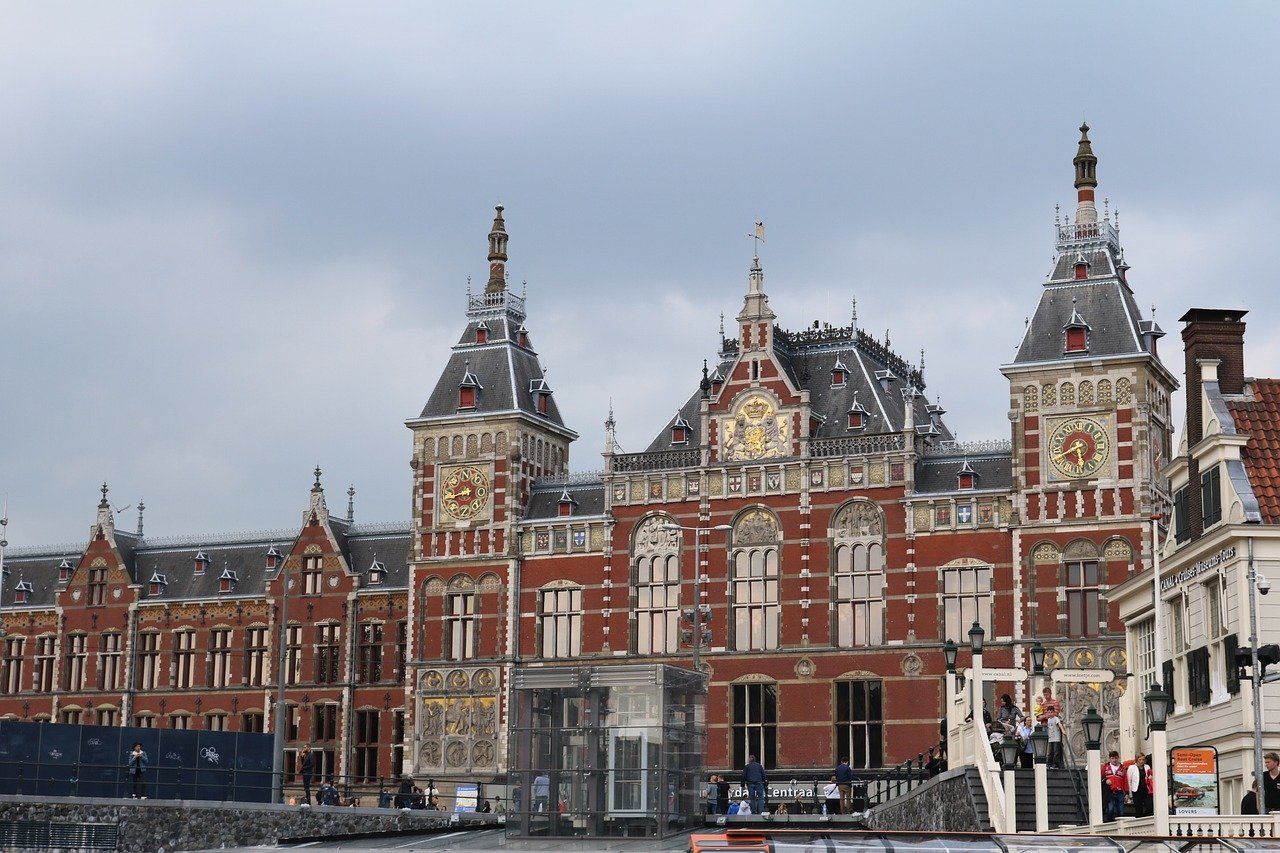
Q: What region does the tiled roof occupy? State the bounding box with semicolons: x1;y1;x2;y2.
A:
1226;379;1280;524
524;479;606;520
914;453;1014;495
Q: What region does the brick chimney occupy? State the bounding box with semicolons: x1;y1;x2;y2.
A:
1178;308;1248;541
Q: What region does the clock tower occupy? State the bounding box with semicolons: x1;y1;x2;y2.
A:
404;206;578;780
1002;125;1178;754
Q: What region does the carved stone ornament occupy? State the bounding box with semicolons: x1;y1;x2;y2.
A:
1043;649;1063;670
832;500;884;540
422;670;444;690
472;740;495;767
733;509;779;545
901;653;924;677
722;393;790;461
448;669;469;689
445;741;468;767
633;515;681;554
420;741;441;766
1106;648;1126;670
795;658;815;678
1032;543;1061;564
1103;539;1132;561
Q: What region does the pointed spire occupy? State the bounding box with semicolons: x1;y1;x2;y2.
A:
604;400;617;455
485;204;509;294
851;297;859;332
700;359;711;399
100;481;110;509
313;465;323;492
136;499;145;537
346;484;355;523
1073;122;1099;225
308;465;328;522
718;312;725;340
737;239;775;330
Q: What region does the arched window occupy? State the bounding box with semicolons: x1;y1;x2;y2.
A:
445;576;477;661
539;582;582;659
631;516;682;655
831;501;886;647
731;509;780;651
1064;540;1101;637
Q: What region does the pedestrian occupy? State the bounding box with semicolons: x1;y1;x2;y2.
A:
925;747;944;777
396;774;414;809
743;754;767;815
835;757;854;815
1037;687;1061;723
1046;712;1063;769
706;774;719;815
716;774;731;816
1127;753;1151;817
427;792;440;810
1242;780;1260;816
1263;752;1280;813
789;793;807;815
997;694;1025;734
533;772;551;812
298;744;315;805
318;776;339;806
126;742;148;799
1101;751;1127;820
822;775;840;816
1017;720;1034;769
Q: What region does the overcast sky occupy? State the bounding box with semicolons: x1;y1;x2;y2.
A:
3;3;1279;545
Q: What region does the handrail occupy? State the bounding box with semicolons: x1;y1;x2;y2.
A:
1058;731;1089;826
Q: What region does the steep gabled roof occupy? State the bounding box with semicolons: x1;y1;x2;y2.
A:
1225;378;1280;524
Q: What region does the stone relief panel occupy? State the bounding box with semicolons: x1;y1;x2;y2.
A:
416;665;500;775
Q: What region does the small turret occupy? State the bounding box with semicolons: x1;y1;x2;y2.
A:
485;205;509;294
1073;123;1099;225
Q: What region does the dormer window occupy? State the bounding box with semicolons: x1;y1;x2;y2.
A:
670;413;692;445
218;567;238;594
530;378;552;416
1073;252;1090;280
516;324;530;348
831;356;848;388
957;460;978;491
265;546;283;571
475;322;489;345
875;370;894;393
558;488;578;518
194;551;210;574
58;559;72;582
1063;301;1091;354
709;367;724;397
368;557;385;585
14;579;33;604
847;394;869;431
927;399;946;429
459;362;482;410
148;572;167;596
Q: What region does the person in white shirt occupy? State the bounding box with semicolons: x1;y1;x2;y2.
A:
1046;714;1063;768
823;776;841;815
737;798;752;816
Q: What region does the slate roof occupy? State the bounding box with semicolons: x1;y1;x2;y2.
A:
914;453;1014;495
1225;378;1280;524
1013;279;1147;364
419;344;567;428
524;479;607;520
0;553;71;608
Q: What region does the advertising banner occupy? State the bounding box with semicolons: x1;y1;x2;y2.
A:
454;783;479;812
1170;746;1219;815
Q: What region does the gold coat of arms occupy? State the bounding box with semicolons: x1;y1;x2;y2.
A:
722;394;790;460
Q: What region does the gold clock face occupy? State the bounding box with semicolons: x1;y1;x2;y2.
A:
1048;417;1110;480
441;466;490;520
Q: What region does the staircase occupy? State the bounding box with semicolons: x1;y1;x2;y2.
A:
963;768;1088;831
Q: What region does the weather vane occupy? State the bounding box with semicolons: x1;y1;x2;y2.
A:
749;220;765;258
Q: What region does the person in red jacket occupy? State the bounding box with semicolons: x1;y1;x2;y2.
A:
1102;750;1127;821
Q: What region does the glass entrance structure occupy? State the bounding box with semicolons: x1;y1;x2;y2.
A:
507;664;706;839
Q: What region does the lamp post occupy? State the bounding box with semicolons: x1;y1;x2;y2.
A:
1144;685;1171;836
1031;723;1049;832
969;622;986;765
1247;537;1267;808
943;640;958;762
661;522;731;673
1000;735;1020;833
272;552;290;804
1082;706;1104;826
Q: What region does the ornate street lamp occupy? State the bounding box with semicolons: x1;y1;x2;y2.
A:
1082;706;1105;825
1000;735;1020;770
1143;684;1171;836
968;621;985;656
943;639;958;673
1082;706;1104;750
1001;735;1020;832
1144;684;1170;730
1031;723;1050;831
1030;640;1046;675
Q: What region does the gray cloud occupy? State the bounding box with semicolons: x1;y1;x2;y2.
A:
3;2;1279;543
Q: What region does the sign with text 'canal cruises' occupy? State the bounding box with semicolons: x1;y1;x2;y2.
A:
1171;746;1219;816
1051;668;1117;683
1161;547;1237;592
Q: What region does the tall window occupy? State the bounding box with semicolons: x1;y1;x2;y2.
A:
245;627;268;686
60;707;82;725
391;710;406;775
354;709;380;783
205;713;229;732
1067;561;1101;637
942;562;992;641
315;624;341;684
313;703;339;741
1201;464;1223;528
97;708;118;727
209;628;233;688
98;633;122;691
832;501;887;647
64;634;88;691
731;510;781;651
87;566;108;606
285;625;302;685
1133;617;1156;699
1188;646;1211;707
3;637;25;694
731;682;777;769
302;555;323;594
357;622;384;683
174;629;198;688
169;713;191;730
395;621;407;678
133;714;156;728
242;710;265;733
1174;487;1190;543
135;632;161;690
1205;578;1224;640
636;555;680;655
540;586;582;659
34;636;56;692
834;680;884;768
446;592;478;660
1171;596;1186;653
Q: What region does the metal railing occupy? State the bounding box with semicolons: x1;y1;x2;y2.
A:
809;433;905;458
922;439;1012;458
610;449;700;473
1058;733;1090;826
1056;220;1119;248
864;751;936;807
0;820;119;851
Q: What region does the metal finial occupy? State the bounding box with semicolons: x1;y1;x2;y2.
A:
347;484;355;523
920;348;926;372
1103;197;1110;221
1054;203;1060;226
313;465;322;488
466;275;471;296
851;297;858;331
885;328;891;349
137;499;145;537
522;279;527;299
719;312;725;339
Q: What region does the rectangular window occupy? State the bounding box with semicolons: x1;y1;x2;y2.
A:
60;708;82;725
245;627;268;687
169;713;191;730
1133;617;1156;699
173;629;198;689
636;556;680;655
87;567;108;606
395;621;407;678
315;624;341;684
354;709;380;783
285;625;302;685
285;704;300;741
97;708;118;727
2;637;25;694
540;587;582;659
357;622;384;683
1201;465;1223;528
133;714;155;728
732;549;780;651
1188;646;1211;708
1206;579;1224;640
35;636;56;693
1066;561;1101;637
64;634;88;691
446;593;478;660
835;544;885;647
135;632;161;690
1162;660;1176;709
731;683;778;770
942;565;993;642
1225;633;1241;695
391;710;405;775
302;555;323;595
205;713;228;732
98;632;122;691
1174;487;1190;543
834;680;884;769
241;710;265;733
209;628;233;688
1171;597;1186;653
313;703;339;742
